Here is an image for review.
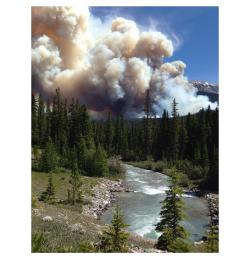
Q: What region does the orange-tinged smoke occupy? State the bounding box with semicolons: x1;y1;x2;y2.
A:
32;6;217;117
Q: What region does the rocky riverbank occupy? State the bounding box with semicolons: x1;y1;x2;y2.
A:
83;178;132;219
205;193;219;227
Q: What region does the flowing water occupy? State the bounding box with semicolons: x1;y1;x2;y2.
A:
101;164;210;242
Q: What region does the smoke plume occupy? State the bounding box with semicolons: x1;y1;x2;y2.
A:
32;6;217;117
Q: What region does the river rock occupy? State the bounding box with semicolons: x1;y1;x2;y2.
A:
205;193;219;226
82;177;131;219
42;215;53;222
129;247;167;253
32;208;41;216
194;240;204;245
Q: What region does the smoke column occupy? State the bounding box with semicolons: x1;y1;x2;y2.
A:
32;6;217;117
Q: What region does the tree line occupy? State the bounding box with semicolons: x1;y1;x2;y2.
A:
32;89;218;191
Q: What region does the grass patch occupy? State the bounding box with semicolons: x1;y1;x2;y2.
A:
32;215;99;252
32;171;99;200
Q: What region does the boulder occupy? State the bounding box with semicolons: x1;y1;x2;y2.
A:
42;215;53;222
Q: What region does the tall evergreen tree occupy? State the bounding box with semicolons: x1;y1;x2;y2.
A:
114;114;122;156
199;109;209;170
178;118;188;159
39;138;58;172
156;109;169;160
143;89;152;158
43;99;52;144
155;171;188;252
99;205;129;252
32;93;39;145
76;135;87;174
92;145;109;177
104;112;114;155
120;115;129;160
37;94;46;146
169;99;180;160
68;162;82;205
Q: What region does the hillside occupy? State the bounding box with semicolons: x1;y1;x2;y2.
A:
31;171;157;252
191;80;219;103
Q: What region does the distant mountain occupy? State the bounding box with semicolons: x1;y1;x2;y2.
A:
191;80;219;103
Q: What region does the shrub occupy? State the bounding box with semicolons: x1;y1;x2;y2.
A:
32;195;37;208
32;232;48;252
178;173;190;187
154;161;167;172
39;172;56;203
109;157;125;178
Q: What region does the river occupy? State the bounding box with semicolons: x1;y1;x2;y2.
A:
101;164;210;242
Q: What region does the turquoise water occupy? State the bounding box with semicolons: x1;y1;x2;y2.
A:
101;164;210;242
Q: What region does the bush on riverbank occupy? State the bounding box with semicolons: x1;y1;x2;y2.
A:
108;157;126;179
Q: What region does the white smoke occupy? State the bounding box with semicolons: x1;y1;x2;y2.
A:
32;6;217;116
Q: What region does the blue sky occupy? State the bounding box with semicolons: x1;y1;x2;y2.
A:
91;7;218;84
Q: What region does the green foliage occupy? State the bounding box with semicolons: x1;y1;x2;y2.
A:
39;138;58;172
104;112;114;155
57;242;96;252
167;237;190;252
32;91;218;190
32;232;48;252
32;195;37;208
108;156;125;178
92;145;109;177
99;205;129;252
169;99;180;160
155;171;189;252
68;163;83;205
39;171;55;203
206;225;219;252
156;227;189;252
129;159;204;189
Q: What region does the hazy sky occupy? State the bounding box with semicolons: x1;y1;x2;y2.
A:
91;6;219;84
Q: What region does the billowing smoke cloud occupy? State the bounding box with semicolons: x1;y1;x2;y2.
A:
32;6;217;117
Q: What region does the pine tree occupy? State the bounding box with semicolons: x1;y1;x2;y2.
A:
39;171;55;202
93;145;109;177
68;162;82;205
39;138;58;172
32;93;39;145
99;205;129;252
120;115;129;160
43;99;52;144
114;114;123;156
169;99;180;160
37;94;46;146
76;135;87;174
143;89;152;158
199;109;209;170
178;118;188;159
155;171;188;252
205;145;218;190
157;109;169;160
104;112;114;155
